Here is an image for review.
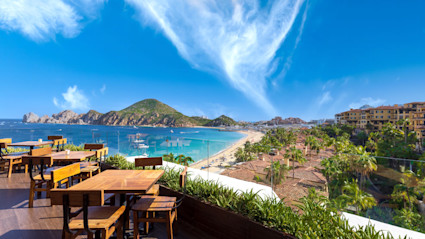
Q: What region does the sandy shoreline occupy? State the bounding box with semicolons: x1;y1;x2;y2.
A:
190;130;264;173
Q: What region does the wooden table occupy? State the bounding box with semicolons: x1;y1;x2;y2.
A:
68;170;164;238
68;170;164;194
49;151;95;163
8;141;53;150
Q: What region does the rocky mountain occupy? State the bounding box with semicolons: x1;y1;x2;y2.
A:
22;99;237;128
266;116;306;125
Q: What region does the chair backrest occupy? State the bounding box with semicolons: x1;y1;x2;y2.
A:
48;135;63;140
30;147;52;156
50;189;105;207
179;166;188;188
22;156;54;166
0;138;12;144
0;139;11;155
95;147;108;160
51;189;104;235
0;142;7;149
84;144;104;151
135;157;163;169
53;138;67;151
50;189;104;207
22;155;54;181
51;163;81;184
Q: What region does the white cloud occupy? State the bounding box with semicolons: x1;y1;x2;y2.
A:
126;0;304;117
0;0;106;41
100;84;106;94
318;91;332;106
53;85;89;111
349;97;386;109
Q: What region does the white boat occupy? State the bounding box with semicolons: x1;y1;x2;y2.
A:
139;153;149;158
170;130;174;133
133;139;145;143
137;144;149;149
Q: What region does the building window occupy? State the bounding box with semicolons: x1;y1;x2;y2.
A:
381;116;383;119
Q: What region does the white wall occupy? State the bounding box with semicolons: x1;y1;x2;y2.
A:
342;212;425;239
126;156;279;199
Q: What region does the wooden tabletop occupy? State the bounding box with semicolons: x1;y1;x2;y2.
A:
68;170;164;194
49;151;95;163
8;141;53;147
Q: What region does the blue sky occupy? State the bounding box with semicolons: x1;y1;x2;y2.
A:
1;0;425;121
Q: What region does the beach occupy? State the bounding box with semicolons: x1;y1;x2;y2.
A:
190;130;264;173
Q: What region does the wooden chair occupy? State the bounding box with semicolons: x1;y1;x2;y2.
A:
76;147;108;182
48;135;63;140
95;147;108;162
53;138;67;152
134;157;163;196
51;163;81;190
50;189;125;239
22;149;54;208
132;167;188;239
0;141;28;178
84;144;104;151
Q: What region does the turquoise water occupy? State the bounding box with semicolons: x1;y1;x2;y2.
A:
0;119;245;162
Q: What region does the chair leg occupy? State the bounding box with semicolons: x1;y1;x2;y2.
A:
7;162;13;178
101;229;107;239
133;211;139;239
29;181;35;208
145;211;149;234
117;215;124;239
37;182;42;198
166;211;173;239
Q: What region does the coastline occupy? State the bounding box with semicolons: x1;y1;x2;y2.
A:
190;130;264;173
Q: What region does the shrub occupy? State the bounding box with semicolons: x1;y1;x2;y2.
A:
159;168;403;239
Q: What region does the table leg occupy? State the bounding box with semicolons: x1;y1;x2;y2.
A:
120;194;127;239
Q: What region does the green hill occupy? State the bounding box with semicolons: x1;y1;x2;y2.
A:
204;115;237;127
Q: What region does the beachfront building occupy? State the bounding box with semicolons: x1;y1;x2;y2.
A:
335;101;425;140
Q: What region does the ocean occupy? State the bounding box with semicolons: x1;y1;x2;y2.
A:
0;119;245;162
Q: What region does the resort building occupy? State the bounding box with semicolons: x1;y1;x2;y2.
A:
335;101;425;140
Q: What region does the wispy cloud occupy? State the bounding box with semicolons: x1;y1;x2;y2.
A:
126;0;304;117
318;91;332;106
0;0;105;41
349;97;386;109
53;85;89;111
100;84;106;94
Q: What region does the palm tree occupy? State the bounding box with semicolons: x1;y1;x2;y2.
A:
337;180;376;214
288;147;306;178
163;153;175;163
174;154;194;166
350;146;377;189
392;170;420;209
264;161;289;190
304;135;315;157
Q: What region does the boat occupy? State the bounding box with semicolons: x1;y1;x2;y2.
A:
133;139;144;143
170;130;174;133
137;144;149;149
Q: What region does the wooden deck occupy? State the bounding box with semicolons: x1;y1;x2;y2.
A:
0;171;215;239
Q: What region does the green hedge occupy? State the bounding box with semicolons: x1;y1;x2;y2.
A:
104;154;407;239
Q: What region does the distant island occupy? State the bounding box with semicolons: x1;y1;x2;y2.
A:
23;99;237;127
